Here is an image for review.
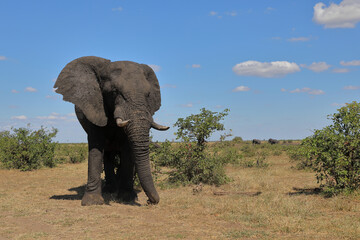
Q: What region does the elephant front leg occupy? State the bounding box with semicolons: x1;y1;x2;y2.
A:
82;141;105;206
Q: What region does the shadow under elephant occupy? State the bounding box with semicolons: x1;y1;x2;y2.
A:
50;182;141;206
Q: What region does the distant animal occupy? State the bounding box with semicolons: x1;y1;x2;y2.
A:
54;56;169;206
268;138;279;145
252;139;261;145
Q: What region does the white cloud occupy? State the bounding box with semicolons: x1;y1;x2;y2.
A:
313;0;360;28
225;11;237;17
281;88;287;92
37;112;67;120
25;87;37;92
192;64;201;68
11;89;19;93
232;60;300;78
0;56;7;61
344;85;360;90
265;7;275;14
11;115;27;120
340;60;360;66
181;103;193;108
210;10;236;18
232;86;250;92
301;62;331;72
148;64;161;72
112;7;123;12
288;37;311;42
289;87;325;95
333;68;350;73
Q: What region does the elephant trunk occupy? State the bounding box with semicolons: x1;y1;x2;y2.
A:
127;123;159;204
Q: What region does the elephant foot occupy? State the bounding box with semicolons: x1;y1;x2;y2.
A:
117;189;138;203
81;192;105;206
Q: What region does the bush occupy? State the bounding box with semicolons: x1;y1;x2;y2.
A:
232;136;243;142
163;108;231;186
69;146;87;163
301;101;360;195
217;147;244;165
150;140;174;167
0;126;58;171
168;143;229;186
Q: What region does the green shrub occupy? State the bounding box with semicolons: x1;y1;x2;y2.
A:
0;126;58;171
232;136;243;142
241;145;256;157
150;140;174;167
301;101;360;195
255;151;269;168
217;147;244;165
168;143;229;186
68;146;87;163
166;108;231;186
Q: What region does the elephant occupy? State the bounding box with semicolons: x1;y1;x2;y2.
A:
268;138;279;145
252;139;261;145
54;56;169;206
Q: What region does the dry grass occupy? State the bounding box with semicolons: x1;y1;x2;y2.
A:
0;151;359;239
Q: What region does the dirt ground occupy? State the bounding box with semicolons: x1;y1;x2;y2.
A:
0;155;359;239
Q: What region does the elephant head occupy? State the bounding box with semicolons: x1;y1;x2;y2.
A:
54;56;168;204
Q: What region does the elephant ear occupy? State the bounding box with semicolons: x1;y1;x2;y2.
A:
54;56;111;127
141;64;161;115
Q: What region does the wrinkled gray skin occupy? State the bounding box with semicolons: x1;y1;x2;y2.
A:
252;139;261;145
268;138;279;145
54;56;169;206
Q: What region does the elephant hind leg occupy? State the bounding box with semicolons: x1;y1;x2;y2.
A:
103;151;118;193
117;145;137;202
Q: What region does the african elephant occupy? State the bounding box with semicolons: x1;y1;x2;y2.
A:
252;139;261;145
54;56;169;206
268;138;279;145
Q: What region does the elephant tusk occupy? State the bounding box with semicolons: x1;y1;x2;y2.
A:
151;122;170;131
116;118;130;127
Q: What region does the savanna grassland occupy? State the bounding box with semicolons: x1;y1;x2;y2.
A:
0;141;359;240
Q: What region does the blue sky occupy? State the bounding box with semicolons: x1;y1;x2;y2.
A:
1;0;360;142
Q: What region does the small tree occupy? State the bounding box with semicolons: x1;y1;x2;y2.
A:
301;101;360;195
168;108;230;185
174;108;230;147
0;126;58;171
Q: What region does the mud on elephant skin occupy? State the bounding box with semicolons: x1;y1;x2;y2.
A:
54;56;169;206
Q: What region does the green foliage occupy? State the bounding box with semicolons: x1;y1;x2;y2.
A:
54;143;88;164
240;145;256;158
232;136;243;142
255;151;269;168
69;147;87;164
301;101;360;195
0;126;58;171
216;146;244;165
167;143;230;186
174;108;229;146
156;108;231;186
150;140;174;167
